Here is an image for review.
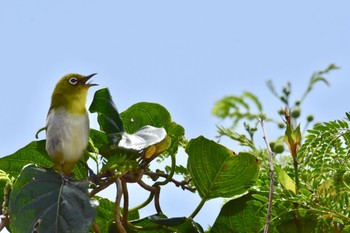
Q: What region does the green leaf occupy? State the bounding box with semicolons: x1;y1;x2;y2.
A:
311;76;329;86
276;215;318;233
284;124;301;157
120;102;172;133
212;93;267;129
88;129;112;157
251;193;268;203
0;140;52;178
243;91;263;112
175;218;204;233
345;112;350;122
217;126;255;149
211;194;265;233
212;96;249;119
124;214;203;233
324;63;340;73
149;215;186;226
126;213;169;233
186;136;260;199
275;165;296;194
9;164;96;233
166;121;185;155
300;64;337;102
89;88;125;134
149;216;203;233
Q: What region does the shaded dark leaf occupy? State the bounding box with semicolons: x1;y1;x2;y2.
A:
9;164;96;233
89;88;125;134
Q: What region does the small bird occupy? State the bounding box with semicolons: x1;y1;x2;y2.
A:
46;73;97;176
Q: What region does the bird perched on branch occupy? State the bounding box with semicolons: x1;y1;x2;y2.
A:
46;73;97;176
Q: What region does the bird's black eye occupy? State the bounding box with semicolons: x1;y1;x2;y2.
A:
69;77;78;85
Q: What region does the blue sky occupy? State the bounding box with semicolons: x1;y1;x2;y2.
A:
1;1;350;229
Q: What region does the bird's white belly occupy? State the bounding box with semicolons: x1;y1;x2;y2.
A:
46;108;89;163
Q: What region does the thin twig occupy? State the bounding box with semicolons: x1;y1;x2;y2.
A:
136;179;162;213
122;180;129;225
154;186;162;213
145;171;196;192
259;118;275;233
153;154;176;186
115;179;126;233
137;179;157;192
89;177;115;197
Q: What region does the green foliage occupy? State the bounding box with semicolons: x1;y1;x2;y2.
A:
0;64;344;232
0;88;259;233
212;91;264;129
217;126;256;150
93;197;115;232
212;64;348;232
296;117;350;228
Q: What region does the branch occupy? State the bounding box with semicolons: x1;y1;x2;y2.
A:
153;153;176;186
154;186;162;213
89;177;115;197
121;180;129;225
115;179;126;233
145;171;195;192
259;117;275;233
137;179;162;213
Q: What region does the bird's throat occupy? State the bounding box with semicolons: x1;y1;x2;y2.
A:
50;90;88;115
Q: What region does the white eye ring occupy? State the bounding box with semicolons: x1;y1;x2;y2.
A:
69;77;78;85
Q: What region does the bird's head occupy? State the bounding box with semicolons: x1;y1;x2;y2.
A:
50;73;97;114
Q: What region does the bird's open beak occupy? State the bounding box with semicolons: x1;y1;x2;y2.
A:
80;73;98;86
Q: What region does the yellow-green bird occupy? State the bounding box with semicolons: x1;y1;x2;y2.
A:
46;73;97;176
